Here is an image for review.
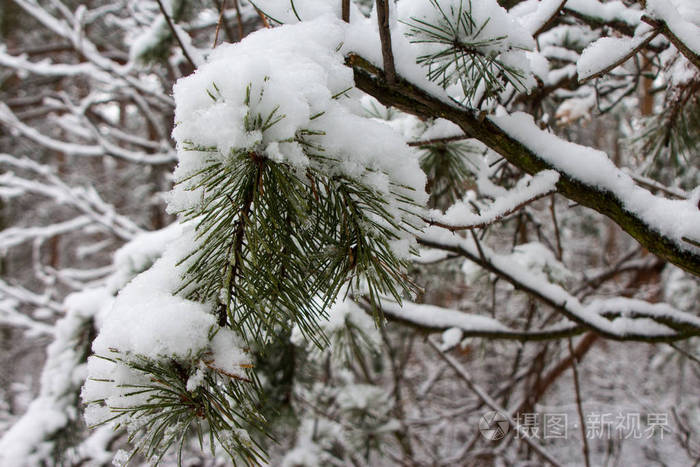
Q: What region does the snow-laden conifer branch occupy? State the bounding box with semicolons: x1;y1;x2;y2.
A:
2;2;698;464
347;54;700;276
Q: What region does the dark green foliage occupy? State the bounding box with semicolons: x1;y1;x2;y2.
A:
402;0;529;104
174;81;420;349
253;328;296;421
636;79;700;187
88;350;267;466
419;140;478;209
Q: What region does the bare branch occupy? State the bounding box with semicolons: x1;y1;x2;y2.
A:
375;0;396;84
155;0;197;68
427;337;563;467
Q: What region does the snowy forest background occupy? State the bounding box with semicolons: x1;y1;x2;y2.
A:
0;0;699;466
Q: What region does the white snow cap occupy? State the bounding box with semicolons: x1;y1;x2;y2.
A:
170;17;428;240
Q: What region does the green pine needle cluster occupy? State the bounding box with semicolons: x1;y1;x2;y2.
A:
175;80;420;349
403;0;528;104
636;80;700;178
419;139;478;209
88;350;267;466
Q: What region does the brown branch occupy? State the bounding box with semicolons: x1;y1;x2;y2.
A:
568;337;591;467
407;134;469;147
550;194;563;260
155;0;196;69
252;4;270;28
212;0;226;48
519;332;599;412
629;173;688;200
642;15;700;70
375;0;396;84
342;0;350;23
580;30;659;83
345;53;700;276
234;0;245;40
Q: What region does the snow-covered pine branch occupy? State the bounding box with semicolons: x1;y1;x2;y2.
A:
2;1;699;465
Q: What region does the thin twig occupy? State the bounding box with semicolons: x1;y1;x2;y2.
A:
234;0;244;39
424;191;554;232
568;337;591;467
669;342;700;365
155;0;196;68
375;0;396;84
550;194;563;260
428;337;562;467
407;134;469;147
342;0;350;22
212;0;226;48
682;236;700;249
254;5;270;28
628;173;688;200
470;230;487;265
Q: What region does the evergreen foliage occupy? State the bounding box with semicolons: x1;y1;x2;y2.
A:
402;0;530;104
89;349;267;466
419;140;477;209
85;67;425;463
636;78;700;184
174;80;421;348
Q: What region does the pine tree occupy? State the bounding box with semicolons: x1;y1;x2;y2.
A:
1;1;699;466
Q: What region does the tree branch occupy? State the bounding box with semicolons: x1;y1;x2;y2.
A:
155;0;196;68
356;298;586;342
642;15;700;70
345;53;700;276
579;30;660;83
427;337;562;467
417;230;700;342
342;0;350;23
375;0;396;84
